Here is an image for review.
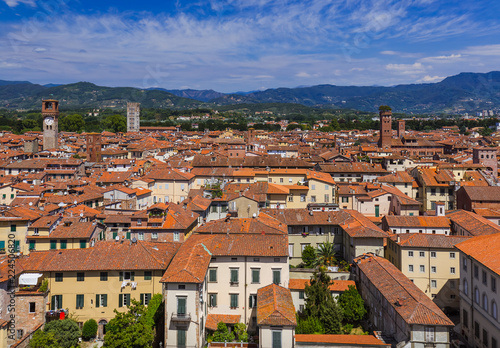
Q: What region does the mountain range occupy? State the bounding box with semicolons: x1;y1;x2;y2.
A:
1;71;500;114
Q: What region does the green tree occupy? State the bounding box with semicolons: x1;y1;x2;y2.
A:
144;293;163;329
103;114;126;133
304;268;343;334
338;285;367;323
82;318;98;341
212;322;235;343
103;300;154;348
315;242;337;267
234;323;249;342
301;245;316;268
60;114;85;132
29;330;61;348
295;315;324;334
43;319;81;348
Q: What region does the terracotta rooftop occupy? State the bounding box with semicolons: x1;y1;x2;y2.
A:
257;284;297;327
295;334;389;346
288;279;355;292
455;233;500;276
205;314;241;331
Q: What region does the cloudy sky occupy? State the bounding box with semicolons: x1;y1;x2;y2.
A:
1;0;499;92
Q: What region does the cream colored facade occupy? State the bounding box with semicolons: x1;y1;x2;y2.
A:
0;218;29;255
288;228;342;266
386;238;460;309
44;269;164;323
151;178;194;204
0;185;15;206
259;326;294;348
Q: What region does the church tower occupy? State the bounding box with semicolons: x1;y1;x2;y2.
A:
42;99;59;150
378;106;392;148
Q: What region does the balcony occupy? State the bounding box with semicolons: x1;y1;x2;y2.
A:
171;312;191;322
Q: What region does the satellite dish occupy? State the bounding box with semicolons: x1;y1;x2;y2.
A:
131;237;137;243
73;201;77;205
80;213;84;217
115;236;120;241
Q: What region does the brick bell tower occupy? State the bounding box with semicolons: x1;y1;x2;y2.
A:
378;105;392;148
42;99;59;150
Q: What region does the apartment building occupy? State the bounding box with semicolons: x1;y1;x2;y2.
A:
455;233;499;348
145;167;195;204
385;234;470;308
161;232;289;348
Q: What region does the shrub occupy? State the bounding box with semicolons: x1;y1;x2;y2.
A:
213;322;234;342
82;319;98;341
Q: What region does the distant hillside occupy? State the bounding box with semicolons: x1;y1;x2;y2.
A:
0;82;204;110
158;88;225;102
211;71;500;114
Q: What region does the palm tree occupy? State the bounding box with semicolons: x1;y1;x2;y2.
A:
315;242;337;267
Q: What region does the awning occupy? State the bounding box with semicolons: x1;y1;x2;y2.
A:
19;273;43;286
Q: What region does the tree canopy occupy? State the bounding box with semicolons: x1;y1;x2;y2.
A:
338;285;367;323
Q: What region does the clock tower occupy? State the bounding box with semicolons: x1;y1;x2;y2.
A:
42;99;59;150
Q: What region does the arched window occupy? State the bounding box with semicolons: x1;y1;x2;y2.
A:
492;301;498;320
463;279;468;295
483;293;488;311
474;287;479;304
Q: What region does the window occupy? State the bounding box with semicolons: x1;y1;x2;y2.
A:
310;196;316;203
100;272;108;281
273;269;281;285
288;194;293;202
483;293;488;311
249;294;257;308
450;267;456;274
299;304;304;312
450;252;455;259
77;272;85;281
431;280;437;288
252;269;260;284
28;240;35;251
419;251;425;257
17;330;23;340
425;327;435;342
55;273;63;282
484;330;489;348
140;293;151;306
112;232;118;240
463;256;467;270
492;276;497;293
475;287;480;304
474;264;479;279
60;240;67;249
483;270;488;285
408;265;414;272
463;309;468;328
178;284;185;289
300;194;306;202
50;240;57;250
119;271;135;281
51;295;63;310
29;302;36;313
177;297;186;315
299;291;304;299
408;251;414;257
475;321;480;338
279;178;283;183
341;197;348;203
420;265;425;273
144;271;152;280
76;294;84;309
431;251;436;258
463;278;468;295
209;268;217;282
209;293;217;307
431;266;436;273
138;232;144;241
10;224;16;232
288;244;294;258
230;269;239;284
492;301;498;320
96;294;107;308
177;329;186;347
152;232;158;240
324;194;329;202
230;294;238;308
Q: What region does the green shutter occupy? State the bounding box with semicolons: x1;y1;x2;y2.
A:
60;240;67;249
299;291;304;299
178;298;186;314
231;269;238;283
272;331;282;348
209;269;217;282
80;240;86;248
10;225;16;232
96;294;100;308
119;272;123;281
58;295;63;309
29;240;35;250
130;272;135;281
0;241;5;250
144;271;152;280
50;240;57;250
126;232;131;240
177;329;186;347
231;294;238;308
103;294;107;307
119;294;123;307
76;294;84;308
249;295;253;308
112;232;117;240
14;240;19;252
273;270;281;284
51;295;55;310
252;269;260;283
125;294;130;306
140;294;144;305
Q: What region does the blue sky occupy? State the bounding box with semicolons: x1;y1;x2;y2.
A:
1;0;500;93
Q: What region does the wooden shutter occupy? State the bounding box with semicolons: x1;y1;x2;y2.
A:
96;294;100;308
119;294;123;307
103;294;107;307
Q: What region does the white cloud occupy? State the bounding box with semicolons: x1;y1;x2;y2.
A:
3;0;35;7
385;62;427;74
417;75;445;83
420;54;462;62
296;72;311;78
462;44;500;56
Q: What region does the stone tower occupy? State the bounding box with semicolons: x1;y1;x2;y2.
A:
398;120;405;138
42;99;59;150
473;147;498;176
378;106;392;148
86;133;102;162
127;102;140;132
